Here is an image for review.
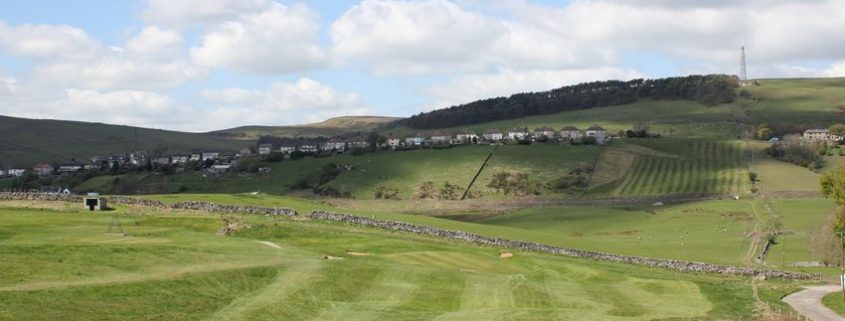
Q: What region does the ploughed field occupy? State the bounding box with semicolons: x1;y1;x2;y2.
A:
0;203;798;320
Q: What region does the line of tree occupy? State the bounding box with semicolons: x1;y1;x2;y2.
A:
394;74;738;129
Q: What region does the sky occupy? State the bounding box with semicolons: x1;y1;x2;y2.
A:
1;0;844;132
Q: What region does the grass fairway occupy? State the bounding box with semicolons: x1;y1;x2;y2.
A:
823;292;845;316
0;202;798;320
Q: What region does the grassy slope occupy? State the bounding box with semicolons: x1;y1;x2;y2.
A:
0;204;796;320
0;115;247;167
743;78;845;126
216;116;403;140
76;145;603;200
132;193;835;271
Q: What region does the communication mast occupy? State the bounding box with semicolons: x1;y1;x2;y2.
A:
740;46;748;82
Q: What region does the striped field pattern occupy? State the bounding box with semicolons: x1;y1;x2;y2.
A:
611;140;749;196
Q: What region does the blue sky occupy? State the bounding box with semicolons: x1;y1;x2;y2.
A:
0;0;844;131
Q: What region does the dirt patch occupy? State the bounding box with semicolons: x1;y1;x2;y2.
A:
722;211;752;221
682;208;717;214
346;251;371;257
499;252;514;259
324;255;343;260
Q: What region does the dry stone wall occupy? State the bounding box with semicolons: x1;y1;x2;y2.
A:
0;192;78;202
170;201;297;217
308;210;818;280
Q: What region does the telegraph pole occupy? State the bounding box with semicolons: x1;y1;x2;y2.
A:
841;229;844;300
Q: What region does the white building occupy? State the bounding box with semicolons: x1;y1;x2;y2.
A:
406;134;425;146
507;127;530;141
298;144;319;153
533;126;556;139
201;152;219;161
560;126;583;140
258;144;273;155
456;129;478;143
8;169;25;177
279;145;296;154
483;129;503;141
803;129;839;141
172;155;189;164
430;131;451;144
585;125;609;144
322;138;346;152
386;137;401;148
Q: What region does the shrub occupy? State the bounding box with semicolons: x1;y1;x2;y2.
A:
415;181;436;199
487;171;538;196
374;186;401;200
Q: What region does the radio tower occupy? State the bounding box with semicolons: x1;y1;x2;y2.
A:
740;45;748;82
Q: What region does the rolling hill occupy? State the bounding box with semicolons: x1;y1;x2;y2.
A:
216;116;403;140
0;115;248;167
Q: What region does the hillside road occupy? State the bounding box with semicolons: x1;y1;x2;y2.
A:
783;285;844;321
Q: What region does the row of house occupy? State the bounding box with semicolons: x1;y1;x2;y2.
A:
251;125;611;155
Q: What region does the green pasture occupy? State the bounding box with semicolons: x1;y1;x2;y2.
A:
0;203;807;320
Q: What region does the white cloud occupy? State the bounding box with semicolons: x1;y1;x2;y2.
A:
0;76;16;96
125;26;185;61
202;78;372;127
424;67;644;109
190;3;325;74
139;0;271;29
0;21;101;60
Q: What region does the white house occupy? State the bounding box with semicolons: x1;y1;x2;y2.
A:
279;145;296;154
33;164;54;176
560;126;583;140
406;134;425;146
430;131;451;144
201;152;220;161
507;127;530;141
803;129;839;141
385;137;401;148
208;164;231;174
257;144;273;155
152;157;170;166
298;144;319;153
322;138;346;152
8;169;25;177
533;126;556;139
0;169;5;177
172;155;189;164
586;125;609;144
456;129;478;143
190;154;201;162
345;137;368;150
58;165;83;173
483;129;503;141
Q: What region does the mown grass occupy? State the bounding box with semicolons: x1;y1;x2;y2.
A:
823;291;845;316
590;139;749;196
0;204;803;320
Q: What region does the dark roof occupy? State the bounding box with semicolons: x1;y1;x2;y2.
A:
458;128;476;135
534;126;555;132
561;126;579;131
431;131;448;137
484;128;502;134
587;125;606;131
509;127;529;133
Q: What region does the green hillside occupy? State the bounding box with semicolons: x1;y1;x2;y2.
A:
0;115;248;167
216;116;402;140
0;202;800;320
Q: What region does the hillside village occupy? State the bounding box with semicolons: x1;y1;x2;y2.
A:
0;125;611;180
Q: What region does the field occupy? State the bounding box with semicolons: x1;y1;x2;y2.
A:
592;139;750;197
0;202;805;320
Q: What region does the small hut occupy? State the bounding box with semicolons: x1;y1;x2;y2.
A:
83;193;107;211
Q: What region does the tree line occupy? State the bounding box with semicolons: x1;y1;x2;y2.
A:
394;74;739;129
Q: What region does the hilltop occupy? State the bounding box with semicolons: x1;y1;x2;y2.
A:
0;115;247;167
216;116;402;140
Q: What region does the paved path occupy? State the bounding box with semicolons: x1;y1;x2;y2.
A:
783;285;844;321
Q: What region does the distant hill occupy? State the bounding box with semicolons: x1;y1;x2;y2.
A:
394;75;738;129
0;116;248;167
215;116;403;140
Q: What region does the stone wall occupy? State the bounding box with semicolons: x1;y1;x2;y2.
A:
0;192;78;202
170;201;298;217
308;210;818;280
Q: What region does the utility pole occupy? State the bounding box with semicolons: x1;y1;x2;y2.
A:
841;229;844;300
